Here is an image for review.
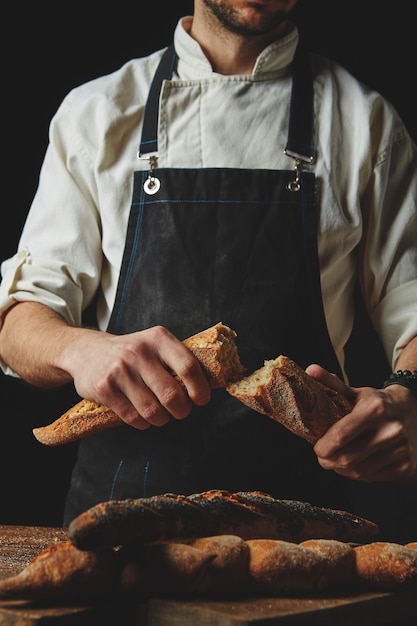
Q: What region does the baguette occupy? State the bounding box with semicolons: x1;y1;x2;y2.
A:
67;489;379;551
32;322;245;446
227;355;353;443
0;537;323;601
3;534;416;602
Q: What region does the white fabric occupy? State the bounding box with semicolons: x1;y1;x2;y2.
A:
1;17;416;379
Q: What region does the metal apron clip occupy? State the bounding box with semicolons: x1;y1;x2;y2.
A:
284;149;314;192
137;46;178;196
138;152;161;195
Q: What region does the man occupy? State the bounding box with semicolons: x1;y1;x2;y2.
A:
0;1;416;533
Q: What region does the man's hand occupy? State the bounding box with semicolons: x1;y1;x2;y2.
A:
63;325;212;430
306;364;417;485
0;302;212;431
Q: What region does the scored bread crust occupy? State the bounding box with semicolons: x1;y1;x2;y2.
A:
67;489;379;551
32;322;245;446
226;355;353;443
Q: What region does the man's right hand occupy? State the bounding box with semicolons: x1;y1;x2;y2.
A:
0;302;211;429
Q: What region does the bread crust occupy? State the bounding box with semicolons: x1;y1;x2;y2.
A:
246;539;326;595
300;538;356;589
353;542;417;590
188;535;250;593
128;541;214;596
32;400;124;446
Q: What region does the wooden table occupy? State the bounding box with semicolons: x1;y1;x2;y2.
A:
1;525;416;625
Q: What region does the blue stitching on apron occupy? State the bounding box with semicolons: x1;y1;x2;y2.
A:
143;460;150;497
131;198;296;207
108;458;151;500
109;459;124;500
141;138;158;149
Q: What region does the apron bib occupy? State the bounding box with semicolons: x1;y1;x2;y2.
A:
64;43;354;524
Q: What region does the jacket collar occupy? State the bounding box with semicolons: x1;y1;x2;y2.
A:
174;16;299;80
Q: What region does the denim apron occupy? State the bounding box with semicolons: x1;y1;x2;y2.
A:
63;43;354;525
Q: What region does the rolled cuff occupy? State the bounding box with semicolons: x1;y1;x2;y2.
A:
373;280;417;369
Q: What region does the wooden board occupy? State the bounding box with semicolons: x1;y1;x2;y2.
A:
146;591;417;626
0;525;416;626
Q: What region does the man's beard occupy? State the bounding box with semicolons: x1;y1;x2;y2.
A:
201;0;288;36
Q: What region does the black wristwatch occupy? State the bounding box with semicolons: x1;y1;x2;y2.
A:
383;370;417;399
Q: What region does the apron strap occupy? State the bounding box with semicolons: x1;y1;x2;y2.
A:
138;45;176;157
285;43;315;162
138;41;314;161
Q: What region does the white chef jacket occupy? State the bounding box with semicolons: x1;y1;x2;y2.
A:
1;17;416;380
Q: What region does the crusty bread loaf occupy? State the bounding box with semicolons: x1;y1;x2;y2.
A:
2;534;416;602
32;322;245;446
353;542;417;591
227;355;353;443
67;489;378;551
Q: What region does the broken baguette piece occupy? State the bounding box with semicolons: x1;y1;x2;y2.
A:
33;322;245;446
182;321;245;389
227;355;353;443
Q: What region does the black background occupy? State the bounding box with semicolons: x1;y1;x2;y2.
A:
1;1;416;528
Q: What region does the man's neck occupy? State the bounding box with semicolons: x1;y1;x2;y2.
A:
189;14;292;75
